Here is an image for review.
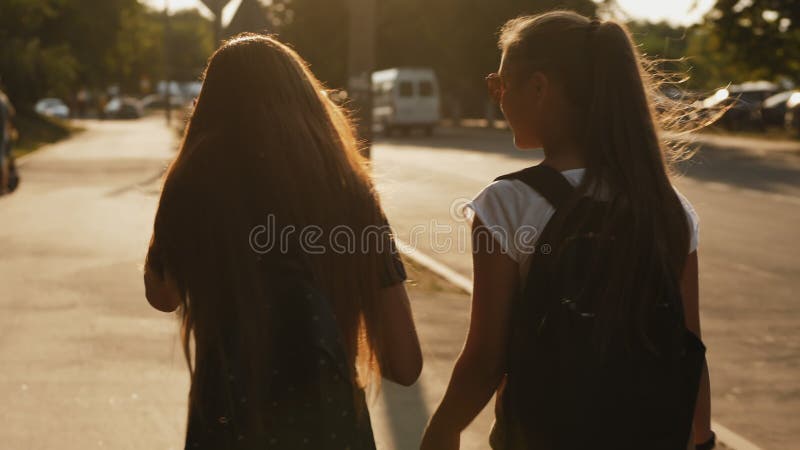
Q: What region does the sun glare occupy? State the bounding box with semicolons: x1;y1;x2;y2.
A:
613;0;716;25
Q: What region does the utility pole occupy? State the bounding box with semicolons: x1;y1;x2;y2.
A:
164;0;171;126
200;0;232;43
347;0;376;158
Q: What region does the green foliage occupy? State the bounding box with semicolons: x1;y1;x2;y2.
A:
270;0;599;116
0;0;78;110
0;0;213;111
643;0;800;91
268;0;350;88
704;0;800;81
683;23;762;90
168;10;216;82
627;21;689;61
110;6;165;93
13;112;74;156
4;0;796;116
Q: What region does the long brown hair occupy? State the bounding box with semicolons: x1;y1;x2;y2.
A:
147;33;386;432
499;12;695;348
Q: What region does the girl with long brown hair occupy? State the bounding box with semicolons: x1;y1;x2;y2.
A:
422;11;713;450
144;34;421;449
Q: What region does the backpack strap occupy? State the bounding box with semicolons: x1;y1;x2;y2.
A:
495;164;576;211
496;165;579;322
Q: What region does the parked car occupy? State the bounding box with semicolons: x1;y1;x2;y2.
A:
141;93;188;110
762;90;800;128
700;81;779;131
786;92;800;135
372;67;441;136
34;98;70;119
104;97;143;119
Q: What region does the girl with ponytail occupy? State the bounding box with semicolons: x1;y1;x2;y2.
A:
422;11;713;450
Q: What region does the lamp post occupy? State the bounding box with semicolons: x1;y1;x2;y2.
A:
347;0;376;158
163;0;171;126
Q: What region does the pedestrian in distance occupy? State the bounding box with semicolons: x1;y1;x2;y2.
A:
0;88;20;196
422;11;714;450
144;33;422;450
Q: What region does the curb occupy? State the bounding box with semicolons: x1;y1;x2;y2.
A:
396;239;763;450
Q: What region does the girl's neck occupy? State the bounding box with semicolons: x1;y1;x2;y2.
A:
541;141;586;172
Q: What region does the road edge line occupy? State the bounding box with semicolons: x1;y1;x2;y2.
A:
396;239;762;450
396;239;472;293
712;422;762;450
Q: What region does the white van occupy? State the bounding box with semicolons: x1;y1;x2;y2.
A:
372;67;440;136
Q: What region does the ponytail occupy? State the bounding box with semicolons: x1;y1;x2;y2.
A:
499;11;693;348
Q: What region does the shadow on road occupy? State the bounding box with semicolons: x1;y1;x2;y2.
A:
377;127;800;196
675;143;800;195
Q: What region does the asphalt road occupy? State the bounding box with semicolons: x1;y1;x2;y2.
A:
0;117;796;449
371;126;800;450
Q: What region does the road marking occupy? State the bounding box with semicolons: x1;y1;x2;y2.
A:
396;239;472;293
396;239;763;450
713;422;763;450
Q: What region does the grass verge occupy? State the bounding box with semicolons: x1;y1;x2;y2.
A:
11;113;83;158
402;255;465;295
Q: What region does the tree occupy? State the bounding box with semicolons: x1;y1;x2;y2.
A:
49;0;146;89
0;0;79;110
167;10;215;82
0;0;215;111
268;0;350;88
269;0;599;117
683;23;762;90
627;21;689;61
703;0;800;81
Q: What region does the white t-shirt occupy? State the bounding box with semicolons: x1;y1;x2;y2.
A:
466;168;700;280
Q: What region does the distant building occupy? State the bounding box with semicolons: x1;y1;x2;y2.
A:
225;0;271;37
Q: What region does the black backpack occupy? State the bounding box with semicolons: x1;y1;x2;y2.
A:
184;275;376;450
493;165;706;450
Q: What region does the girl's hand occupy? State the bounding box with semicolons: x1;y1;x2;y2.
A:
420;425;459;450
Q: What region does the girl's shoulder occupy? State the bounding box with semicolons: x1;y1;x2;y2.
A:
467;178;560;262
467;168;585;226
466;170;700;257
672;187;700;253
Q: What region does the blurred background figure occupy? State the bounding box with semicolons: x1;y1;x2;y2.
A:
0;88;19;195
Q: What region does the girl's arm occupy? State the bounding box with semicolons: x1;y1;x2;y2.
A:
421;218;519;449
376;282;423;386
681;251;713;444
